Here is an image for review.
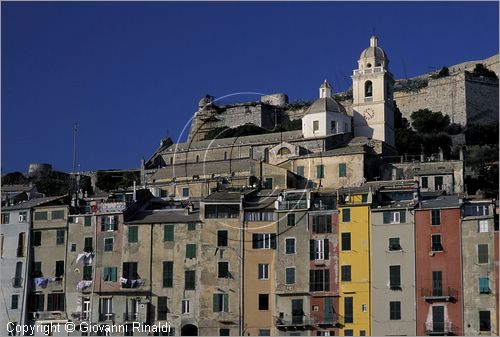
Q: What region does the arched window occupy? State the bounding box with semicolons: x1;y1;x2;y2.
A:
365;81;373;97
169;157;173;165
264;148;269;163
366;63;372;68
277;147;291;156
224;152;227;160
196;155;199;163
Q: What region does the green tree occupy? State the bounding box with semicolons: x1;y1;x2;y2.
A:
471;63;498;79
410;109;450;133
2;172;28;185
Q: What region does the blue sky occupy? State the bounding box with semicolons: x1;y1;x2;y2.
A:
2;1;498;173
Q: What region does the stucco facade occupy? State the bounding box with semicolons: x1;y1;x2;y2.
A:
461;200;498;335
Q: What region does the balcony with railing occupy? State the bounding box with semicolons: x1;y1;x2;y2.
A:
311;313;343;327
421;288;458;302
275;315;315;330
123;312;142;322
278;199;308;211
71;312;90;321
99;313;116;322
425;321;456;335
353;66;384;76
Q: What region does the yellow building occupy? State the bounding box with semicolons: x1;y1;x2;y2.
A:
338;188;372;336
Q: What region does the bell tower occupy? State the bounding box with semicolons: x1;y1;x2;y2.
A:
352;36;395;147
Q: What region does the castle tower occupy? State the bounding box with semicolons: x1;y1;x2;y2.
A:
302;80;351;138
352;36;395;147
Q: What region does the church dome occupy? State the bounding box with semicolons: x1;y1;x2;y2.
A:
305;97;347;115
359;36;388;67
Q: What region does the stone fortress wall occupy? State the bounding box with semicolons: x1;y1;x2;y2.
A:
187;55;498;142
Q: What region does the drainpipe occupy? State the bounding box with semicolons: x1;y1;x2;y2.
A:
239;195;244;335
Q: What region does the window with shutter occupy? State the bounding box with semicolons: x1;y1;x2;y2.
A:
163;262;173;287
339;163;347;177
164;225;174;241
128;226;138;243
186;244;197;259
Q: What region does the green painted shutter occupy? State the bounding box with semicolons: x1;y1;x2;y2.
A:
383;212;391;224
111;267;117;282
164;225;174;241
213;294;220;312
310;240;315;260
223;294;229;312
324;297;333;323
400;211;406;223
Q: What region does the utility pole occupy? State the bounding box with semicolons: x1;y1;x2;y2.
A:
72;123;78;173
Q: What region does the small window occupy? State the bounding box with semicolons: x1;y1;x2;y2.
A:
479;220;489;233
259;329;270;336
103;267;117;282
51;210;65;220
431;234;443;252
187;223;196;231
182;299;190;314
164;225;174;241
186;244;197;259
104;238;113;252
56;230;65;245
264;178;273;189
316;165;325;179
218;262;229;278
480;311;491;331
383;211;406;224
157;297;169;320
258;264;269;280
342;209;351;222
182;188;189;198
258;294;269;310
431;209;441;225
390;301;401;320
128;226;138;243
18;211;27;222
365;81;373;97
360;330;366;336
344;297;353;323
330;121;337;134
287;213;295;226
285;267;295;284
339;163;347;177
1;213;10;224
213;293;228;312
84;216;92;226
296;166;305;177
217;230;228;247
389;238;401;251
344;330;353;336
313;120;320;132
34;211;48;221
82;265;92;281
162;261;173;287
11;294;19;309
220;329;230;336
285;238;296;254
185;270;196;290
361;304;367;312
421;177;428;189
70;243;76;252
196;155;199;163
478;244;489;263
341;233;351;251
84;237;93;252
389;265;401;289
252;233;276;249
341;265;351;282
479;277;490;294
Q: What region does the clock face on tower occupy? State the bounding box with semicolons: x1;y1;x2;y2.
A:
363;108;375;120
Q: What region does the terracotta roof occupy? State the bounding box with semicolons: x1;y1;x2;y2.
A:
2;195;66;211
